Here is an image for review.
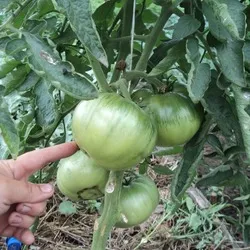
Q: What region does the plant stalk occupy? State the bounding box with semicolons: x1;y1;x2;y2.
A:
135;5;173;72
91;171;124;250
86;50;111;93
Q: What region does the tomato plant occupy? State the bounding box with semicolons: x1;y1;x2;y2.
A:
116;175;159;228
1;0;250;249
72;93;157;170
57;150;109;200
147;93;203;147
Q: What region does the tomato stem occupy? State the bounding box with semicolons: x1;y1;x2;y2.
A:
86;50;111;93
135;4;173;72
91;170;124;250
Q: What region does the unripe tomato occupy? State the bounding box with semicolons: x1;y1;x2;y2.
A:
116;175;159;228
72;93;157;171
131;88;152;107
147;93;203;147
56;151;109;201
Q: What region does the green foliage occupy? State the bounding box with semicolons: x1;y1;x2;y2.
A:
0;0;250;248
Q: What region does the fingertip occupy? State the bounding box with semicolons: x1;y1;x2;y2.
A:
21;230;35;245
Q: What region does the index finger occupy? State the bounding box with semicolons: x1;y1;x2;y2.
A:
13;142;79;180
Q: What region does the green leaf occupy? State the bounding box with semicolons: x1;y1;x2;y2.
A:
0;56;20;79
139;161;149;175
23;32;98;100
11;1;37;29
171;115;213;201
203;80;241;137
153;165;174;175
37;0;55;17
172;15;201;40
0;0;11;9
206;134;224;156
189;213;202;231
58;201;77;215
0;108;20;159
0;37;11;51
224;145;245;161
17;71;40;92
202;0;245;41
186;37;211;103
5;38;27;57
149;41;186;76
196;165;234;187
34;79;59;132
234;194;250;201
0;136;9;160
216;40;245;87
245;105;250;117
1;65;28;95
56;0;108;67
243;40;250;70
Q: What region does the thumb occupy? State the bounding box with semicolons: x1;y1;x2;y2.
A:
3;179;54;205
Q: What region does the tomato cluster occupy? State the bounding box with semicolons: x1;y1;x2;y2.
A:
57;87;203;228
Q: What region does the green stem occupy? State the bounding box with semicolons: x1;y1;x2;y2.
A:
110;0;134;83
91;171;124;250
0;0;33;30
232;85;250;162
135;5;173;71
109;35;148;43
86;50;111;93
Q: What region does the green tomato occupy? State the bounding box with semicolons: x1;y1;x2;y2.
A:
147;93;203;147
72;93;157;171
56;150;109;201
131;88;152;107
116;175;159;228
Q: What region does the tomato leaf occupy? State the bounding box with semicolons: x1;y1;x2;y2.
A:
243;41;250;70
203;79;241;138
1;65;28;95
196;165;234;187
17;71;40;92
149;41;186;77
34;79;59;132
216;40;245;87
206;134;224;156
0;108;20;159
152;165;174;175
5;38;27;57
23;32;98;100
59;201;77;215
172;15;201;40
56;0;108;67
37;0;55;18
202;0;245;41
171;115;213;201
186;37;211;103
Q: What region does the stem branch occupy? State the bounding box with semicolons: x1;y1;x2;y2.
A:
91;171;124;250
135;5;172;72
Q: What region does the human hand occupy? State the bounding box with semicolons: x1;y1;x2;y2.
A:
0;142;78;245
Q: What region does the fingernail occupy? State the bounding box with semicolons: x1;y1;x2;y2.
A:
20;204;31;213
40;184;53;193
10;215;22;225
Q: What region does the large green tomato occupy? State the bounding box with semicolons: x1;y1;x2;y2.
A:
116;175;159;228
147;93;203;147
72;93;157;171
56;151;109;201
131;88;152;107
